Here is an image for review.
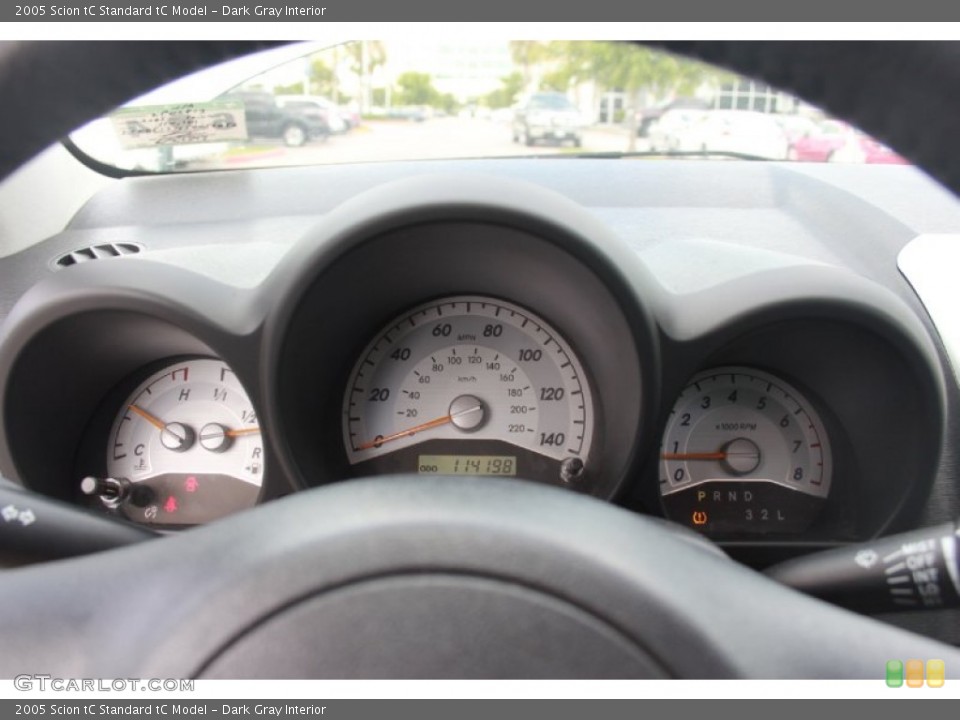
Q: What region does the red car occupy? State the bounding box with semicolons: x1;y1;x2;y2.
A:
788;119;908;164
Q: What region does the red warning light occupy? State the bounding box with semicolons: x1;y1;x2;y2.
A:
184;476;199;493
692;510;708;526
163;496;179;513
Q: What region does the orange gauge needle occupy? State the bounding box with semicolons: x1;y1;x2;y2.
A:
661;451;728;461
225;427;261;437
358;414;454;451
128;404;166;430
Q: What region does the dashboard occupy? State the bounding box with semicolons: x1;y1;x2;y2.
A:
0;160;954;566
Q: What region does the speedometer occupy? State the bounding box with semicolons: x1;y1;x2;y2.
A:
342;295;597;491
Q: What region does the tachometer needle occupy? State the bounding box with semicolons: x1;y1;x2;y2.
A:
128;404;166;430
661;451;728;461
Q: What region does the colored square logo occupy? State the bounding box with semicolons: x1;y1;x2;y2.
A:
927;659;945;688
906;659;924;688
886;659;904;688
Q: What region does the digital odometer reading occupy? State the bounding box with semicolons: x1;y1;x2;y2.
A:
418;454;517;476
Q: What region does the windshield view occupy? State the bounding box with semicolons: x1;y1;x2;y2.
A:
69;40;908;173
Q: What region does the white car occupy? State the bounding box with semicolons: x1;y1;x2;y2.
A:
647;108;711;153
684;110;790;160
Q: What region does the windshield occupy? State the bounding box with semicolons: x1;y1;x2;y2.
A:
68;40;908;173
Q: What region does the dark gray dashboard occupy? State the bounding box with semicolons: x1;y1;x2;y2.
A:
0;159;955;568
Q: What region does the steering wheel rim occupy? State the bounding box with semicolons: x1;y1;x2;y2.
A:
2;475;959;679
1;40;960;678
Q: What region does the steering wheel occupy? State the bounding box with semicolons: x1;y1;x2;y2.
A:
0;40;958;679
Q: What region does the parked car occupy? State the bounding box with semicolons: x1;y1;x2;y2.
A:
512;92;584;147
220;89;330;147
635;96;710;137
854;135;909;164
276;95;349;135
684;110;790;159
647;108;711;152
387;105;431;122
788;119;908;164
774;114;820;146
787;119;853;161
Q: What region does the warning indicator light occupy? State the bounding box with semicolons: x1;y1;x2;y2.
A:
163;496;179;514
692;510;708;526
184;476;199;493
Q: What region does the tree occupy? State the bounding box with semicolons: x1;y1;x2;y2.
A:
272;81;305;96
509;41;550;87
484;72;525;109
547;42;730;150
307;58;335;97
346;41;387;113
394;72;440;106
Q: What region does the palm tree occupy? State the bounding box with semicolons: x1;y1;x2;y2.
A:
347;41;387;114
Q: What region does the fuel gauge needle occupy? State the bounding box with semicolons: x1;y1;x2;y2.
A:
226;427;261;437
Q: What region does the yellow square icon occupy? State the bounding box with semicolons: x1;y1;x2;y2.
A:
927;659;945;688
906;659;924;688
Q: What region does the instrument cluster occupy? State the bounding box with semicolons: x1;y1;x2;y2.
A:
0;175;944;555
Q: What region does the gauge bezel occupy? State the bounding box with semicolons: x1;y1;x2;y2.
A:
105;356;264;527
271;216;656;501
340;294;599;492
658;365;834;538
74;354;268;526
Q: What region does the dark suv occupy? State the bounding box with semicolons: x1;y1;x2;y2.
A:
221;90;330;147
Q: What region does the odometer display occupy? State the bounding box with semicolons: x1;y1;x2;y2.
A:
343;296;595;490
418;455;516;476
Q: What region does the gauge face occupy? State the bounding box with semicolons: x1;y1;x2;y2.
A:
106;358;263;526
343;295;598;492
660;367;832;537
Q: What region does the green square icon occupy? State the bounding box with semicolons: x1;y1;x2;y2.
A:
886;659;904;687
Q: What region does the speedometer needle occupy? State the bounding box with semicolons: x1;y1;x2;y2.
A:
358;414;455;450
357;397;484;451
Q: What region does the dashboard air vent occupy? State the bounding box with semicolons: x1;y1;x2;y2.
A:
53;242;143;269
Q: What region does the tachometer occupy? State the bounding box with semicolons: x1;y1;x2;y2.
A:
96;358;263;527
659;367;832;537
343;296;597;491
